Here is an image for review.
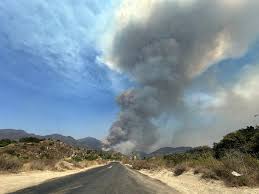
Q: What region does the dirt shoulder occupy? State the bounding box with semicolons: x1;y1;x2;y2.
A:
125;165;179;194
0;164;104;194
139;169;259;194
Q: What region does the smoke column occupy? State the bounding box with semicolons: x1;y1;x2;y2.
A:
102;0;259;153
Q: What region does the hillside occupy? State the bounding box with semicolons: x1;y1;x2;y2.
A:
45;134;79;147
78;137;103;150
0;129;40;140
0;129;103;150
0;137;123;173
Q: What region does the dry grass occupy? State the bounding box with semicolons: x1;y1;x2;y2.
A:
174;163;189;176
139;150;259;187
194;166;219;180
0;155;23;173
190;152;259;187
0;139;113;174
23;161;45;171
131;160;159;170
55;161;76;171
23;160;59;171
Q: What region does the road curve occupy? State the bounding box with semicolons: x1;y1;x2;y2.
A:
11;162;178;194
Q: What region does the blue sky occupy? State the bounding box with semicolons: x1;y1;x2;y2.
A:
1;0;259;144
0;0;125;139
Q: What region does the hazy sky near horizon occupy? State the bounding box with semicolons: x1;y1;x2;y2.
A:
1;0;259;147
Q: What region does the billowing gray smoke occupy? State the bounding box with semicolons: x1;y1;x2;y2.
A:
103;0;259;153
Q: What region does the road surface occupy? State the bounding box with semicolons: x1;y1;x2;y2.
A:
11;162;178;194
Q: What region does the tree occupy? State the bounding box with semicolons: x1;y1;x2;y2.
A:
213;126;259;158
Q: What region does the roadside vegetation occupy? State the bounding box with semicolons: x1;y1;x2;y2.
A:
0;137;123;173
0;139;17;147
128;126;259;187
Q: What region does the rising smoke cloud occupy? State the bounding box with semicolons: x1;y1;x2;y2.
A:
171;63;259;147
102;0;259;153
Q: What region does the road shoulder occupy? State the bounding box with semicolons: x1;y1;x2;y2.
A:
124;164;180;194
138;168;259;194
0;164;105;194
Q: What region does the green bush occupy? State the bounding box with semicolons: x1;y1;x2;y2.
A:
0;139;16;147
19;137;42;143
84;154;98;161
213;126;259;158
163;147;214;168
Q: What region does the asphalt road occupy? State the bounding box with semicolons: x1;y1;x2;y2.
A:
11;162;178;194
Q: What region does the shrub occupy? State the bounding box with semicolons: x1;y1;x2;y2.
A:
19;137;42;143
129;126;259;187
48;142;54;146
84;154;98;161
174;163;189;176
0;156;22;172
132;160;157;170
24;160;46;171
164;153;189;167
40;146;45;151
24;160;58;171
0;139;15;147
193;166;208;174
163;147;214;169
4;148;16;155
201;169;219;180
72;156;83;162
187;146;213;155
213;126;259;159
194;151;259;187
219;152;259;186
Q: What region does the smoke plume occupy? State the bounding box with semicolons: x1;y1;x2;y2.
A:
102;0;259;153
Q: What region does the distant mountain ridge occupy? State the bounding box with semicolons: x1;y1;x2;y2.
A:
133;146;192;159
0;129;103;150
148;146;192;157
78;137;103;150
0;129;40;139
0;129;191;155
45;134;79;147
